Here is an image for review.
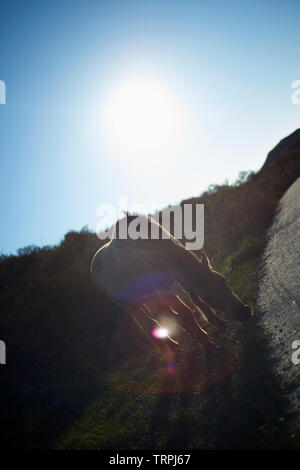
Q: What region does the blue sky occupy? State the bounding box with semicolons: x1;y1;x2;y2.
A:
0;0;300;254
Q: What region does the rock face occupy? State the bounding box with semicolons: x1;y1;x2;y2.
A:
264;129;300;166
258;177;300;416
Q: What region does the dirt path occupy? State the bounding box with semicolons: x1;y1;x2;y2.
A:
258;177;300;419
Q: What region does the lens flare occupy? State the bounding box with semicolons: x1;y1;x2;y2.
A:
167;363;176;375
152;327;169;339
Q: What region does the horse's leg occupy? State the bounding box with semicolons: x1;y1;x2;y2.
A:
137;304;180;356
189;291;226;331
169;295;215;350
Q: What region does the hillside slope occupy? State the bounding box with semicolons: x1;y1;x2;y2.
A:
0;137;299;449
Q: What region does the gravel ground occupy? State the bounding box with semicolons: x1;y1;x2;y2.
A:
258;176;300;418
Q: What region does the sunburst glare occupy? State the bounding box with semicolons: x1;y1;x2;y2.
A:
102;77;184;157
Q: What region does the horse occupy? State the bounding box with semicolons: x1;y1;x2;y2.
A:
91;213;252;356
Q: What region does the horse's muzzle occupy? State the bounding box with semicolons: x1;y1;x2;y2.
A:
237;304;252;322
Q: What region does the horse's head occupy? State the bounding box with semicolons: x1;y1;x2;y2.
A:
195;253;252;323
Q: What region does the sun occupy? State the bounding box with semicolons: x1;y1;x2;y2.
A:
103;77;182;155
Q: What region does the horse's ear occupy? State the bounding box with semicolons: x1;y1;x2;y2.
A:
201;252;211;270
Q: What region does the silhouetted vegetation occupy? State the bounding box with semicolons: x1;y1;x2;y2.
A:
0;149;299;449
